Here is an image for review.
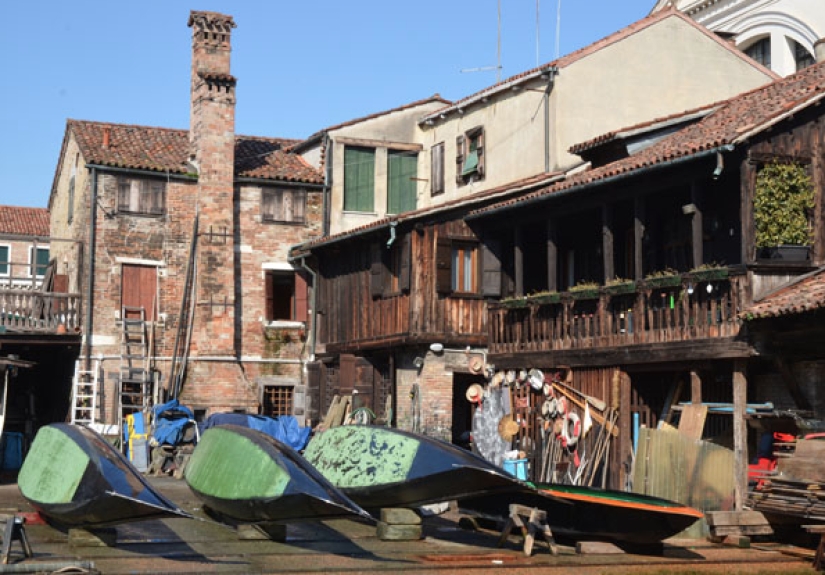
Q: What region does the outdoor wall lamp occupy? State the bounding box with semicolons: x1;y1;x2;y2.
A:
687;283;694;295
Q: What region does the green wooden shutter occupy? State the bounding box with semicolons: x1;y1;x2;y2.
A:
0;246;8;275
388;150;417;214
344;147;375;212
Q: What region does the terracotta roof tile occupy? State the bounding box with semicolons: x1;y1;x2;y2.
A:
745;267;825;319
65;119;322;184
471;60;825;217
0;205;50;236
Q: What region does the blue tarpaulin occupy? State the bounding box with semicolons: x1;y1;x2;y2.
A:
201;413;311;451
152;399;195;446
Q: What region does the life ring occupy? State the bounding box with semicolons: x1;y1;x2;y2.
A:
561;411;581;448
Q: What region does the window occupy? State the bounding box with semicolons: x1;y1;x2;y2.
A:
387;150;418;214
67;176;75;225
744;37;771;69
262;385;294;416
794;40;815;72
456;126;485;185
117;177;165;215
435;235;501;296
452;243;477;293
0;245;9;276
262;187;306;223
29;246;49;278
343;146;375;212
121;264;157;320
431;142;445;196
265;270;309;322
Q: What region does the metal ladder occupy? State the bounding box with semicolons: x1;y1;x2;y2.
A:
118;306;151;432
70;359;100;425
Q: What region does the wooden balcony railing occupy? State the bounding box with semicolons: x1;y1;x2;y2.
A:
488;271;745;354
0;288;82;334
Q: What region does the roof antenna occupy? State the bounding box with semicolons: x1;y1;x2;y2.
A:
460;0;502;81
555;0;562;59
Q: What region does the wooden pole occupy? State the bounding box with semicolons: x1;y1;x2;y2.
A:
733;360;748;511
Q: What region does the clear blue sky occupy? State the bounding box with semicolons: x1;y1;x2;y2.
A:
1;0;654;208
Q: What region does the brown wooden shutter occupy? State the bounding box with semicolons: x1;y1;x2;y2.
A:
294;271;309;322
455;135;465;185
339;354;356;395
121;264;157;319
476;128;485;177
262;190;276;221
265;271;274;320
431;143;444;195
399;232;411;293
481;239;502;296
435;235;453;294
370;242;385;298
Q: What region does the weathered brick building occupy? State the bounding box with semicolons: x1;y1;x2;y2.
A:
47;11;323;427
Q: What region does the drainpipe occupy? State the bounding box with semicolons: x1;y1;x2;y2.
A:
322;133;332;236
83;168;98;371
298;256;318;362
386;221;397;248
543;70;556;173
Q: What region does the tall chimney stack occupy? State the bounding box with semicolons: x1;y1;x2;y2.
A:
815;39;825;64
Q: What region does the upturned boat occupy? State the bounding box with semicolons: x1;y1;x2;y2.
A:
18;423;193;528
302;425;528;511
184;424;372;524
459;482;704;546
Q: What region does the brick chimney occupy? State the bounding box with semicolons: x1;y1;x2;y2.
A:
186;10;237;357
815;38;825;64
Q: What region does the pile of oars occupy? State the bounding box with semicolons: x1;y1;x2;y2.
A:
536;381;619;487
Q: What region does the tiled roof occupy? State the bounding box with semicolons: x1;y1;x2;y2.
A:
63;119;322;184
422;7;776;122
470;60;825;217
0;205;50;237
745;267;825;319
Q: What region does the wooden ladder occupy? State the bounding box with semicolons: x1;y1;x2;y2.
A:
118;306;151;434
70;359;100;425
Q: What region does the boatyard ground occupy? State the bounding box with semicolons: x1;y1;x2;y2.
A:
0;476;819;574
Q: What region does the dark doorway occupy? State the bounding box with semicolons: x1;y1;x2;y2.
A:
452;372;486;449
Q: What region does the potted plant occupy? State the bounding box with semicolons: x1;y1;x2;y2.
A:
689;263;729;282
500;296;529;309
754;161;814;261
527;290;561;305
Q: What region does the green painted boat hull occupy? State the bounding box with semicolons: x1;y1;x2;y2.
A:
18;424;192;528
303;425;525;511
185;425;371;524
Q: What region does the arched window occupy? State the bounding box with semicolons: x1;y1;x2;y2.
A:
744;37;771;69
794;40;815;72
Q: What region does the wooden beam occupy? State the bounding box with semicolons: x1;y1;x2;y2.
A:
733;360;748;511
740;160;756;263
633;197;645;281
547;220;558;293
515;227;524;296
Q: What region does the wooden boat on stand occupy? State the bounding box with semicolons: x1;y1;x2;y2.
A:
184;424;373;524
302;425;531;511
18;423;193;528
459;482;704;547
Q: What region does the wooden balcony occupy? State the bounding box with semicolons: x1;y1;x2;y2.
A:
488;269;746;356
0;287;82;334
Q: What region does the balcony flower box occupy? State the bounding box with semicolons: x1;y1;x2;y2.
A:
757;245;811;262
569;286;600;300
690;267;729;282
501;298;529;309
644;274;682;289
528;292;561;305
604;281;637;296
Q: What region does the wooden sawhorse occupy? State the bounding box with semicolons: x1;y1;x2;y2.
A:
1;516;33;564
497;504;558;557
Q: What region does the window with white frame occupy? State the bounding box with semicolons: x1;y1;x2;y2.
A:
262;187;306;224
117;176;165;215
0;245;9;277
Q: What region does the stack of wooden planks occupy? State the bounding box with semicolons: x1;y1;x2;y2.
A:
748;438;825;524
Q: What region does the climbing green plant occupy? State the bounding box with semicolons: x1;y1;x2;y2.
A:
754;161;815;247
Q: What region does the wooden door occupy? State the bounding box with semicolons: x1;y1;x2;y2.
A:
121;264;157;319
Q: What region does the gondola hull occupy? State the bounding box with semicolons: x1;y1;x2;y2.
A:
303;425;527;511
184;425;372;524
18;424;192;528
459;482;703;545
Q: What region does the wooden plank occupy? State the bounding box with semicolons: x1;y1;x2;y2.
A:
677;403;707;441
706;510;771;527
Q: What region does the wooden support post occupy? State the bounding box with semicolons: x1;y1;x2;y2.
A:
690;370;702;405
690;181;703;269
547;220;558;293
633;197;645;282
602;204;614;282
515;227;524;297
733;360;748;511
